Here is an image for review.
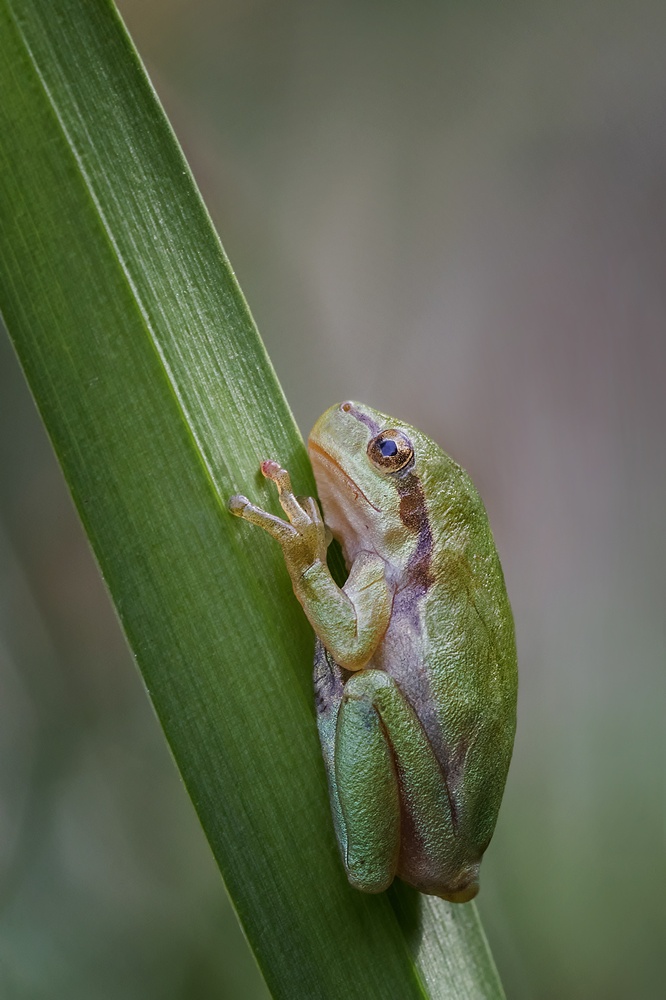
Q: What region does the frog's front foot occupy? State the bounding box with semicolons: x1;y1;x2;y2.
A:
228;462;329;575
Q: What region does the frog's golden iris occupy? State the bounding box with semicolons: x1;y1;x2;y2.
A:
367;429;414;473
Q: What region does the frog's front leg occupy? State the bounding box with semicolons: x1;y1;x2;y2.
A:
229;462;391;670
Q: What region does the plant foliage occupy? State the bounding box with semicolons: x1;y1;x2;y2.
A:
0;2;505;996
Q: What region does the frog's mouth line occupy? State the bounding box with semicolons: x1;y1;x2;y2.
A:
308;440;380;513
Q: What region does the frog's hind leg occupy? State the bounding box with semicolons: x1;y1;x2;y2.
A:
315;652;474;898
314;643;400;892
336;667;477;901
333;666;403;892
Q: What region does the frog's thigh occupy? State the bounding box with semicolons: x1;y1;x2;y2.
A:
334;670;401;893
338;669;458;894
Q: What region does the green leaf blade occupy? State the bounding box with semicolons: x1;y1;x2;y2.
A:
0;2;505;997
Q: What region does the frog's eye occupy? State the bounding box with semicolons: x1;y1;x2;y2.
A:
367;429;414;473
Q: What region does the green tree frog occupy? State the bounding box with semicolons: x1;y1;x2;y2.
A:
229;401;517;902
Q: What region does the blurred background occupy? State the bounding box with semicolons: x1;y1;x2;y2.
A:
1;0;665;996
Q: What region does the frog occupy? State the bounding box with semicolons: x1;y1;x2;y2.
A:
228;400;517;902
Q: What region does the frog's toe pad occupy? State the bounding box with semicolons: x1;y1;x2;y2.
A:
260;460;282;479
228;495;250;515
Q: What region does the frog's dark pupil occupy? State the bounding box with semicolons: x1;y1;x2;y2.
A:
380;438;398;457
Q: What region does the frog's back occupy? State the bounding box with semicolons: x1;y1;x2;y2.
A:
422;451;517;856
367;429;516;872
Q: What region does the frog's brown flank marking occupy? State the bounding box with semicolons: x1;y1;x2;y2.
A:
397;487;423;532
396;473;434;591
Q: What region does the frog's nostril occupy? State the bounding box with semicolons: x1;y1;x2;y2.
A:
340;401;353;413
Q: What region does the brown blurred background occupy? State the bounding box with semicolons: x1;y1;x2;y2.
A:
1;1;665;997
